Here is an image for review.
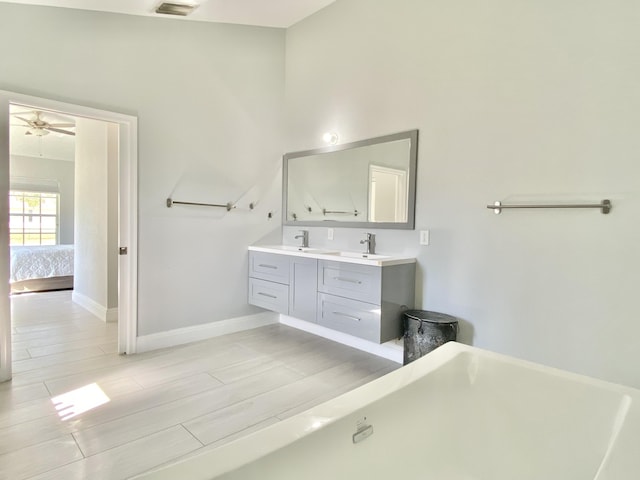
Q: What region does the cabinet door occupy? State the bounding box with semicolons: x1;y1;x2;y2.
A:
249;251;290;284
289;257;317;322
318;260;381;304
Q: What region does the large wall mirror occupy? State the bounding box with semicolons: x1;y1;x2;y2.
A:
283;130;418;229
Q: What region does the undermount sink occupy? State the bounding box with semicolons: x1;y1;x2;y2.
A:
327;251;391;260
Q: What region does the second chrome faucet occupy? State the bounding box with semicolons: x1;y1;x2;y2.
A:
294;230;309;248
360;233;376;254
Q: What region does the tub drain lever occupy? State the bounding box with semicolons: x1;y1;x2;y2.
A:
352;423;374;444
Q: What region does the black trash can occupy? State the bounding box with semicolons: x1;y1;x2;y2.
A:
403;310;458;365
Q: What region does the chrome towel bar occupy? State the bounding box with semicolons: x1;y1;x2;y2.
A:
488;199;611;215
322;208;359;216
166;198;234;211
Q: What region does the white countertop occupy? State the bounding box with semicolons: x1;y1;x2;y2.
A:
248;245;416;267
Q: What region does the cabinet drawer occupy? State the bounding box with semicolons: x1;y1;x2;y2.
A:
249;251;290;284
249;278;289;314
317;293;380;343
318;260;381;304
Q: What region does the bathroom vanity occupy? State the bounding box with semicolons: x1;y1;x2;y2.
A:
248;246;415;343
249;129;419;346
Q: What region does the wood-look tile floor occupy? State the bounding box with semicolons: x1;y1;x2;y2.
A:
1;291;399;479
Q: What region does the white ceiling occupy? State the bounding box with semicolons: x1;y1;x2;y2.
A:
0;0;336;28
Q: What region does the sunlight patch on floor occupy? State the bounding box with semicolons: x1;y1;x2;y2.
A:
51;383;111;421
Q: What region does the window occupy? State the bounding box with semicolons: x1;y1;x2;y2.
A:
9;191;59;246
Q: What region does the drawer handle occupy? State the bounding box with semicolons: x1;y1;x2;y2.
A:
258;264;278;269
333;276;362;284
258;292;278;299
332;311;361;322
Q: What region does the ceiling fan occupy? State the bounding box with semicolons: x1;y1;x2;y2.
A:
11;110;75;137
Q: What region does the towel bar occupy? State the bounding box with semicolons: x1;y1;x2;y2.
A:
166;198;234;211
322;208;359;216
487;199;611;215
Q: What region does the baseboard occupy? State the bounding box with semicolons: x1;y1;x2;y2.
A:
279;315;403;364
72;291;113;323
136;312;279;353
106;307;118;323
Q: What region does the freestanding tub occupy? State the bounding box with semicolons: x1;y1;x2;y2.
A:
137;342;640;480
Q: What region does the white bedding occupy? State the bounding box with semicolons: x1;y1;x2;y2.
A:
10;245;74;283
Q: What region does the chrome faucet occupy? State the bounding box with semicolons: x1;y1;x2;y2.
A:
360;233;376;254
294;230;309;248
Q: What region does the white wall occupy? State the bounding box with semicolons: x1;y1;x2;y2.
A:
285;0;640;387
0;3;285;336
74;117;111;308
107;123;118;309
9;155;75;244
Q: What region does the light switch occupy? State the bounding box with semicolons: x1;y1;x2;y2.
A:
420;230;430;245
328;228;334;240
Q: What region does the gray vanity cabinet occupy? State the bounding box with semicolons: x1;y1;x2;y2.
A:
249;249;415;345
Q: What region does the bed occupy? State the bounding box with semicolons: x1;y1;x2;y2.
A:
10;245;74;294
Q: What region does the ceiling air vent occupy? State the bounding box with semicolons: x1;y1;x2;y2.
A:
155;2;198;16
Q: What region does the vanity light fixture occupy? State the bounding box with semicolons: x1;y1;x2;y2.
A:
155;2;199;16
322;131;339;145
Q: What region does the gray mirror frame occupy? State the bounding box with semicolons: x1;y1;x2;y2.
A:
283;129;418;230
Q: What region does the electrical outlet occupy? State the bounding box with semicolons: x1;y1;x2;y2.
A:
328;228;334;240
420;230;430;245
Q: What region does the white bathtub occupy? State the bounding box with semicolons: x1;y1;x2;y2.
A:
138;342;640;480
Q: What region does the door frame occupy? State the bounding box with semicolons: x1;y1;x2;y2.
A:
368;164;408;223
0;91;138;382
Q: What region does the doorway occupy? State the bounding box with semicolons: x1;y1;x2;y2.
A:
368;164;408;223
0;91;138;382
